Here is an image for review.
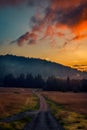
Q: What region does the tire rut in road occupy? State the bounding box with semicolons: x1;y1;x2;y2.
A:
46;112;64;130
23;111;64;130
24;112;49;130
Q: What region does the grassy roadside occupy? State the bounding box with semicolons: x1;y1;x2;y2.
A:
0;93;39;130
46;98;87;130
0;116;32;130
20;94;39;112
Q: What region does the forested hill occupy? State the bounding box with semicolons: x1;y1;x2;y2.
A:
0;54;87;79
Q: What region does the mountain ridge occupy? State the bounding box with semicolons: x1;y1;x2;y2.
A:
0;54;72;68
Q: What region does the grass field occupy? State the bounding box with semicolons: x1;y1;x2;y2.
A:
43;92;87;130
0;88;38;118
0;88;38;130
43;92;87;115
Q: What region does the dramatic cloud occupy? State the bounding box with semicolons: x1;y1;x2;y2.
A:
31;0;87;46
45;0;87;34
7;0;87;46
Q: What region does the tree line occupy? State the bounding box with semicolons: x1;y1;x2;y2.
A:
0;73;87;92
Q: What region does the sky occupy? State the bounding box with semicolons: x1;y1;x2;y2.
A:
0;0;87;71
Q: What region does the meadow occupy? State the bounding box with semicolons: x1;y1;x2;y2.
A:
0;88;38;130
43;92;87;115
43;92;87;130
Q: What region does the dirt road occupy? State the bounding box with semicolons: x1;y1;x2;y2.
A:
0;91;64;130
24;92;64;130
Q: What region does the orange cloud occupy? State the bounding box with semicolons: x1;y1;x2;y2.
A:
45;0;87;44
71;21;87;41
72;34;87;41
72;21;87;35
10;0;87;47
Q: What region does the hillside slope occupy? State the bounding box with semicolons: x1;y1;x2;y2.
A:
0;55;87;79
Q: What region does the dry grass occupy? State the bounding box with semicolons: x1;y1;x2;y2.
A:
43;92;87;130
0;88;38;118
43;92;87;116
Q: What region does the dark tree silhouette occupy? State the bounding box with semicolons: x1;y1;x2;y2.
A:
25;73;34;88
34;74;45;88
4;74;15;87
81;79;87;92
46;76;61;91
17;73;25;87
2;73;87;93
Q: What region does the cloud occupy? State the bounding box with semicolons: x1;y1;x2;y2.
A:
72;34;87;41
58;2;87;27
8;0;87;46
45;0;87;31
72;64;87;71
32;0;87;44
73;65;87;67
11;32;37;46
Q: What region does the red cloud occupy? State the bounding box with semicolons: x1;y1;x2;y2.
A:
10;0;87;47
13;32;38;46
